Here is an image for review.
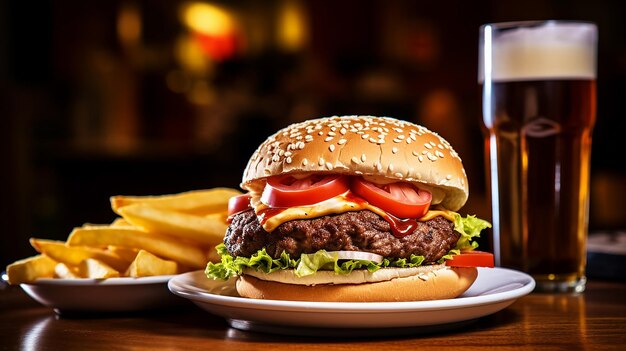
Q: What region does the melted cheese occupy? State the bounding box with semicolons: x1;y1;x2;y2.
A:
253;193;458;232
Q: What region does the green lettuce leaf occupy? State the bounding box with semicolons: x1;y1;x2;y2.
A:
453;214;492;251
205;244;297;280
205;214;491;280
295;251;381;276
205;245;431;280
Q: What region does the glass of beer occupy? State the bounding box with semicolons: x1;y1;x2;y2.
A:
479;21;597;292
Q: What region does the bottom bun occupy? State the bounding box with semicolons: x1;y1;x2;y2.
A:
236;267;478;302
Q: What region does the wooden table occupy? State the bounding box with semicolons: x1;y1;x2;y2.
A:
1;280;625;350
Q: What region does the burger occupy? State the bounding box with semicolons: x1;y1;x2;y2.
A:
206;115;492;302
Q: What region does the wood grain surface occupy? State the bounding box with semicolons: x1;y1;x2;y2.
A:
1;280;624;350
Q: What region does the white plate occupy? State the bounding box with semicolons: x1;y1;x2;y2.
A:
168;268;535;336
19;275;183;314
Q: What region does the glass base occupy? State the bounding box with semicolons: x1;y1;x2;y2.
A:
532;274;586;293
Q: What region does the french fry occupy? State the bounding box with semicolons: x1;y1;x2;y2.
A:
6;187;236;282
6;255;57;284
206;247;221;263
79;258;120;279
67;226;207;269
107;246;139;262
117;204;227;243
54;262;81;279
126;250;178;277
110;217;132;227
205;211;229;223
110;188;241;216
30;238;131;272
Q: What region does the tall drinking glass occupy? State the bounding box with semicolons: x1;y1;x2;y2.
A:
479;21;597;292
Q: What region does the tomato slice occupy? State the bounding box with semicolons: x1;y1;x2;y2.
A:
261;175;350;207
445;251;495;268
228;193;252;216
351;178;432;218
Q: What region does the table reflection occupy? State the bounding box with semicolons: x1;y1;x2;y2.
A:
20;316;54;351
520;294;587;346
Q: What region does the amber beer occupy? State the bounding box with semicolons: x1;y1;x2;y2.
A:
480;22;597;292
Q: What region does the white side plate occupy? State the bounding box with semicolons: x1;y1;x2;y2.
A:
20;275;182;314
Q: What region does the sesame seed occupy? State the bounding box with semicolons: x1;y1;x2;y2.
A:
329;144;335;152
328;131;336;136
351;156;360;164
412;151;419;156
388;164;395;172
369;137;377;143
392;147;398;154
424;143;433;149
406;138;412;144
302;158;308;166
286;157;292;164
430;141;436;146
446;174;452;180
438;144;444;149
394;172;404;178
428;153;437;161
272;155;280;162
298;142;305;149
418;155;424;162
410;134;417;141
397;135;405;139
284;151;292;157
338;139;347;145
393;128;403;133
422;150;428;155
393;138;401;143
326;162;333;170
361;134;369;139
279;150;285;156
318;157;325;166
375;162;382;171
324;137;334;142
361;153;367;162
318;131;324;136
436;150;445;158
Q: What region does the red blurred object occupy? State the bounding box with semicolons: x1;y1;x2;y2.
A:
194;32;237;61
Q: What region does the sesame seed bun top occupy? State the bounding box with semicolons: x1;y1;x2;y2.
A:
241;115;469;211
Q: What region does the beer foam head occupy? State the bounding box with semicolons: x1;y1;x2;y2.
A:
479;21;597;82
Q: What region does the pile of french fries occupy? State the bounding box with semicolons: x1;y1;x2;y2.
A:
6;188;241;284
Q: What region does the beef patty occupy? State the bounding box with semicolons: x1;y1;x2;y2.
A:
224;209;459;263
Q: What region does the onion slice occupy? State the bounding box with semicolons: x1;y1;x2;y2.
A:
330;251;384;264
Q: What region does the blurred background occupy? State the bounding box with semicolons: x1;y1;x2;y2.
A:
1;0;625;268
